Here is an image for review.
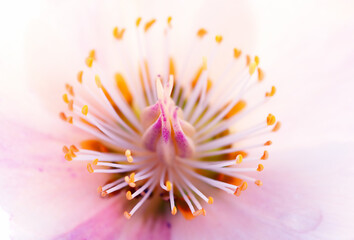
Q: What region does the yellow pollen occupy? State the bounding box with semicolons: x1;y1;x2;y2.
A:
87;163;94;173
167;16;172;26
233;48;242;58
171;206;177;215
197;28;207;38
255;180;263;186
113;27;125;40
166;181;172;191
124;211;131;219
85;57;93;68
267;114;276;126
136;17;142;27
208;196;214;204
95;75;102;88
272;121;281;132
249;62;257;75
129;173;135;182
144;19;156;32
261;150;269;160
264;140;272;146
82;105;88;116
257;164;264;172
215;35;223;43
126;191;132;200
77;71;83;83
234;188;241;197
257;68;264;81
240;182;248;191
254;56;260;65
93;158;98;165
236;154;243;164
266;86;276;97
62;93;69;104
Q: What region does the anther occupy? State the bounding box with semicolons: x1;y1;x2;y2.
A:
246;55;251;66
261;150;269;160
125;149;133;163
82;105;88;116
59;112;67;121
126;191;132;200
208;196;214;204
101;191;107;197
233;48;242;58
70;145;79;152
62;145;69;154
89;49;96;60
266;86;276;97
124;211;131;219
249;62;257;75
85;57;93;68
64;153;73;161
234;188;241;197
166;181;172;191
255;180;263;186
254;56;260;65
197;28;207;38
68;100;74;111
95;75;102;88
240;182;248;191
87;163;94;173
77;71;83;83
62;93;69;103
267;114;276;126
171;206;177;215
113;27;125;40
93;159;98;165
258;68;264;81
236;154;243;164
215;35;223;43
272;122;281;132
144;19;156;32
97;186;102;193
264;140;272;146
257;164;264;172
167;16;172;26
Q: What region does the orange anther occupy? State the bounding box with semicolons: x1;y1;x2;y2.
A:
62;93;69;103
82;105;88;116
236;154;243;164
257;164;264;172
264;140;272;146
97;186;102;193
234;188;241;197
68;100;74;111
85;57;93;68
226;100;246;119
65;84;74;96
70;145;79;152
59;112;67;121
95;75;102;88
113;27;125;40
93;158;98;165
272;122;281;132
87;163;94;173
240;182;248;191
266;86;276;97
115;73;133;104
257;68;264;81
255;180;263;186
254;56;260;65
62;145;69;154
215;35;223;43
144;19;156;32
246;55;251;66
101;191;107;197
89;49;96;60
77;71;83;83
267;114;276;126
171;206;177;215
193;209;204;216
126;191;132;200
208;196;214;204
166;181;172;191
136;17;142;27
124;211;131;219
197;28;207;38
233;48;242;58
64;153;72;161
67;116;73;124
261;150;269;160
202;209;206;216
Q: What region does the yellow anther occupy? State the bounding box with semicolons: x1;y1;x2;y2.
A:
254;56;260;65
144;19;156;32
85;57;93;68
261;150;269;160
81;105;88;116
64;153;72;161
255;180;263;186
266;86;276;97
257;68;264;81
65;83;74;96
267;114;276;126
166;181;172;191
249;62;257;75
264;140;272;146
136;17;142;27
202;209;206;216
167;16;172;26
70;145;79;152
97;186;102;193
125;149;131;157
236;154;243;164
77;70;83;83
208;196;214;204
62;93;69;104
124;211;131;219
126;191;132;200
272;121;281;132
93;158;98;165
215;35;223;43
171;206;177;215
101;191;107;197
197;28;207;38
202;57;207;70
233;48;242;58
89;49;96;60
87;163;94;173
95;75;102;88
124;176;130;184
127;156;133;163
113;27;125;40
240;182;248;191
129;173;135;182
129;182;136;188
62;145;69;154
257;164;264;172
115;73;133;104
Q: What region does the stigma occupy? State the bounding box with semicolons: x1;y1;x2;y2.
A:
60;17;280;219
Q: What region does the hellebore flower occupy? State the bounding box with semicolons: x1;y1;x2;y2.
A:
0;1;354;239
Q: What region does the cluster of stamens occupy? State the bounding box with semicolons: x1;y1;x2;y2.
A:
60;16;280;219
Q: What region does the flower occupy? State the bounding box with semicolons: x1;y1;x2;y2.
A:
1;1;354;239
